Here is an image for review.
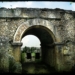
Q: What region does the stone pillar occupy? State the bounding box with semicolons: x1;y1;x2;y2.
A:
41;42;66;72
54;42;65;72
0;36;9;73
11;42;22;62
8;42;22;74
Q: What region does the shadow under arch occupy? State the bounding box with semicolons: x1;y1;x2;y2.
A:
21;25;57;43
21;25;57;69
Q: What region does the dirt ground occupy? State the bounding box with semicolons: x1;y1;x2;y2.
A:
22;62;56;74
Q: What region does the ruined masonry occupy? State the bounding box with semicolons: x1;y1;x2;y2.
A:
0;8;75;73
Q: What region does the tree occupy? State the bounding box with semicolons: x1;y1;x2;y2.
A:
31;47;36;53
22;46;31;53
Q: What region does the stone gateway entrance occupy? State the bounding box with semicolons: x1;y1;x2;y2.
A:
0;8;75;73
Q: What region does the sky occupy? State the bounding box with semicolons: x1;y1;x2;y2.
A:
21;35;41;48
0;1;75;48
0;1;75;11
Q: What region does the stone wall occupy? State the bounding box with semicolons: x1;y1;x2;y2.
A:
0;8;75;73
0;36;9;72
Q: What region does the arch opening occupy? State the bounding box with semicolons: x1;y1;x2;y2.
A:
21;25;57;68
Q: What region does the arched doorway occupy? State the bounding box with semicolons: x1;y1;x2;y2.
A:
20;25;57;73
20;25;56;66
13;25;58;73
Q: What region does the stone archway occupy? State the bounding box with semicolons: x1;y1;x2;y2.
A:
13;24;59;68
20;25;57;67
12;19;62;71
